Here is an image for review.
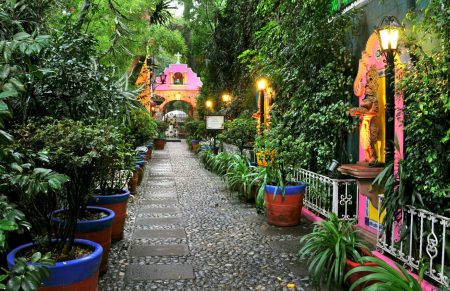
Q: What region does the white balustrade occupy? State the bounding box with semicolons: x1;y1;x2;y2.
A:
377;196;450;287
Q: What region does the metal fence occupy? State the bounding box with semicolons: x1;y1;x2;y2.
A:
377;197;450;287
291;168;358;221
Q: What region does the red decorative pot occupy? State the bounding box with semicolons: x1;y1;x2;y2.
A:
264;184;306;226
154;138;166;150
88;189;130;242
345;248;377;291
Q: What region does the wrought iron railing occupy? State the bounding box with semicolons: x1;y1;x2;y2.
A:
291;168;358;221
377;196;450;287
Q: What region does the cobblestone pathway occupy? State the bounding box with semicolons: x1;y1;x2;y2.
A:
100;142;313;290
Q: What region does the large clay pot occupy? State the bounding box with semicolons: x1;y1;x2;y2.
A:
7;239;103;291
265;184;306;226
145;143;153;160
128;165;140;195
88;189;130;242
135;159;145;185
191;139;201;152
153;138;166;150
51;207;115;275
345;248;377;291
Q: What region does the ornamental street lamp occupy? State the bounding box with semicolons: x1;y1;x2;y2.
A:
205;100;213;114
222;94;231;104
257;79;267;127
376;16;401;164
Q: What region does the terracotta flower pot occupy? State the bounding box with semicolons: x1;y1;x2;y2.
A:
128;165;139;195
7;239;103;291
191;139;201;152
145;143;153;160
265;184;306;226
136;160;145;185
345;248;377;291
153;138;166;150
88;189;130;242
51;207;115;275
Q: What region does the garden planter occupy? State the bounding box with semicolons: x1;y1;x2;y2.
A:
128;165;140;195
191;139;201;152
7;239;102;291
145;143;153;160
153;138;166;150
51;207;115;275
88;189;130;242
265;184;306;226
345;248;378;291
136;159;145;185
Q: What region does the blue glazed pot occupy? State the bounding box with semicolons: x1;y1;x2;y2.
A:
7;239;103;289
192;139;201;144
88;190;130;241
146;143;153;149
51;207;114;274
265;184;306;195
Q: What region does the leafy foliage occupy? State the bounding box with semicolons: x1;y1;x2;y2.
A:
299;213;369;289
0;197;30;253
221;117;256;154
245;0;358;173
398;1;450;214
1;252;53;291
344;256;423;291
127;108;158;147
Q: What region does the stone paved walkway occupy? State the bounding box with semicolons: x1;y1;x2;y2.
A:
99;142;313;290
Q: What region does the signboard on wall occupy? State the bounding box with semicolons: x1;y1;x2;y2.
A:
206;116;225;130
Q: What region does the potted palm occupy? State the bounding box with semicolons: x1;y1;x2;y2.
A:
299;213;373;290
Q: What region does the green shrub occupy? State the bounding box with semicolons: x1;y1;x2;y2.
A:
128;108;158;147
221;117;256;154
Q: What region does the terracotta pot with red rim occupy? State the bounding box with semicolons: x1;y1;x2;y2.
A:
88;189;130;242
51;206;115;275
7;239;102;291
264;184;306;226
345;248;377;291
153;138;166;150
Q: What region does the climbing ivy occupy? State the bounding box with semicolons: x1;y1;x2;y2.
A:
243;0;360;173
399;1;450;214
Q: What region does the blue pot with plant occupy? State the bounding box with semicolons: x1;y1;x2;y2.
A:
7;239;103;291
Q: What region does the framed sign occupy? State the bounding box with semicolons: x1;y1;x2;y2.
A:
206;116;225;130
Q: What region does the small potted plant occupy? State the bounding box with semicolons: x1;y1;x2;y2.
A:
250;133;307;226
154;120;168;150
299;213;373;290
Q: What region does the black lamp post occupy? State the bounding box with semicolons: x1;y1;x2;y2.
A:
159;72;167;84
257;79;267;128
376;16;401;164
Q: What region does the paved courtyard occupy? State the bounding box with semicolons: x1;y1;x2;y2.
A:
100;142;313;290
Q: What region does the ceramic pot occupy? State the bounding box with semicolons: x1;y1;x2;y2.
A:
88;189;130;242
7;239;102;291
264;184;306;226
51;207;114;274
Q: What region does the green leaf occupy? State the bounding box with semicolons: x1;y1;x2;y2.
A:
13;32;31;41
6;276;21;291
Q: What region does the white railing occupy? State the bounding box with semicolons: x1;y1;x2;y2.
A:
291;168;358;221
377;197;450;287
